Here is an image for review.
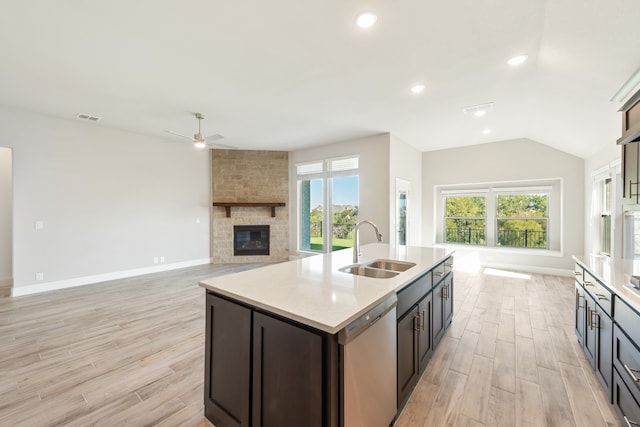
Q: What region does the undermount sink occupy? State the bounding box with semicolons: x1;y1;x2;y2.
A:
338;265;399;279
338;259;416;279
365;259;416;272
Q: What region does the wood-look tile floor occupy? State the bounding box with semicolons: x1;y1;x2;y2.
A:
0;264;624;426
396;268;624;427
0;263;264;427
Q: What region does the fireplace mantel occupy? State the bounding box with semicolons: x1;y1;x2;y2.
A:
213;202;286;218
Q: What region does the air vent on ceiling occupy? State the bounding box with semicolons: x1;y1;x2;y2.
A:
75;113;101;122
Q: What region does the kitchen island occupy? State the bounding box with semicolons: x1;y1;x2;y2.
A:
200;243;454;427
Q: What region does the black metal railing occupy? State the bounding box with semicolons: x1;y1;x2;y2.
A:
497;229;547;248
445;228;486;245
446;228;547;248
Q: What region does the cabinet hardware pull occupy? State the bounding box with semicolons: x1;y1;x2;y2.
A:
421;310;426;330
414;313;421;332
624;364;640;383
584;281;595;287
434;272;444;277
445;263;453;268
576;293;584;309
574;271;582;276
589;310;599;330
587;308;592;330
625;416;640;426
595;293;609;301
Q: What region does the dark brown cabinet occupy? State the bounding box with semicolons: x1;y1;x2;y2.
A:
622;142;640;205
205;291;338;427
396;257;454;412
417;295;432;372
252;312;323;427
433;267;453;347
575;268;613;399
205;292;251;427
397;305;420;408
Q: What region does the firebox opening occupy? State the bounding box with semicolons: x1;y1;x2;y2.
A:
234;225;270;256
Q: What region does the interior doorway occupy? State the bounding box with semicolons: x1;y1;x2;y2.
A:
395;178;410;253
0;147;12;296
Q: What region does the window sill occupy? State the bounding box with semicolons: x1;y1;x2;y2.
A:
433;242;563;257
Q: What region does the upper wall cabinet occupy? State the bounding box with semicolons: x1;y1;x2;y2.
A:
619;89;640;205
618;90;640;145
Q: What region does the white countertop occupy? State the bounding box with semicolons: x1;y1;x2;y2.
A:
573;254;640;311
199;243;454;334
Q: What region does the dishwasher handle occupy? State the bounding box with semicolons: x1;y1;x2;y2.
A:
338;294;398;345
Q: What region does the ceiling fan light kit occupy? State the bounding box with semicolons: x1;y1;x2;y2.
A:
164;113;230;149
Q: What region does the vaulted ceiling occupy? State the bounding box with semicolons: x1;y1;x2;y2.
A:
1;1;639;158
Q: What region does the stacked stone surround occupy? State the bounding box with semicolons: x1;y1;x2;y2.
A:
212;150;289;263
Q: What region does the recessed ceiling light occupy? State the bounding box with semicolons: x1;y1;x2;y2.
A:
356;12;377;29
507;54;528;66
463;102;493;117
482;129;492;135
410;84;425;94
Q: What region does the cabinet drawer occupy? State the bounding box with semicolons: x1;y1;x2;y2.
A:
614;368;640;426
615;324;640;405
584;271;612;316
616;299;640;347
433;258;452;283
397;272;432;318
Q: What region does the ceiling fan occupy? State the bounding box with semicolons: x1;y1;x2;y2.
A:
165;113;234;149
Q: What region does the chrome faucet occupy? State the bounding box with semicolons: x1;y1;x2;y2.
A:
353;220;383;263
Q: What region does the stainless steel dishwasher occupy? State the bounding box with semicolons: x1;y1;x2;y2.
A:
339;294;397;427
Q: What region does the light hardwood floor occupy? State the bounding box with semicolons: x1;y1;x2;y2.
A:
0;264;624;426
396;268;624;427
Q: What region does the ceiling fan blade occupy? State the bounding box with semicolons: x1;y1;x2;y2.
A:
205;133;224;142
164;130;194;141
206;141;237;149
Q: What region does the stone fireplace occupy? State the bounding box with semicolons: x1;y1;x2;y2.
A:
211;150;289;263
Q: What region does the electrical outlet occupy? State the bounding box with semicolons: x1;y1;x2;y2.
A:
160;256;165;263
35;272;44;281
35;220;44;230
153;257;159;264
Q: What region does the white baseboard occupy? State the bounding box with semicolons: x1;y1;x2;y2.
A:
12;258;212;297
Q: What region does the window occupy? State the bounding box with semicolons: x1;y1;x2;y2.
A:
437;181;559;251
444;195;486;245
599;178;612;256
496;193;548;249
297;157;359;253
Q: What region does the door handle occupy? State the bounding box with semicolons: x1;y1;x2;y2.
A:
420;310;426;331
589;309;599;330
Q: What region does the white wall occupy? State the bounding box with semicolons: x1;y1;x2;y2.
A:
0;148;11;285
422;138;584;274
289;133;391;253
390;135;422;246
0;106;211;294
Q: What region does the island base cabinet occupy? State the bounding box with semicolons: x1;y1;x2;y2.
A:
252;312;324;427
614;369;640;426
397;306;419;408
205;292;337;427
205;293;251;427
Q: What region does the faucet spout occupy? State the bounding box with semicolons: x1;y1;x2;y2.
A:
353;220;383;264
